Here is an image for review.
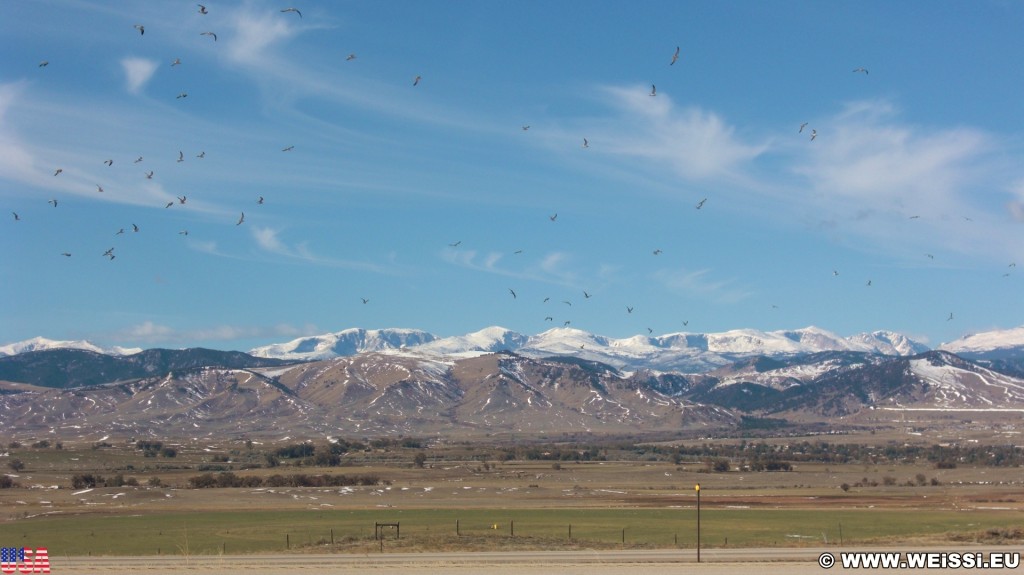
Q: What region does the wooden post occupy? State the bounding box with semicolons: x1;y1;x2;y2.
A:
286;534;290;549
222;542;226;554
456;519;460;537
331;528;334;545
622;528;625;544
569;524;572;540
839;522;843;547
511;520;514;538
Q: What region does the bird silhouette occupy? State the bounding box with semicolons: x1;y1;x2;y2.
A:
257;196;264;204
346;53;356;61
582;138;589;148
653;249;662;255
97;185;104;193
670;46;680;65
509;288;517;299
12;212;20;221
61;252;71;257
282;145;294;152
177;151;184;162
54;168;62;176
947;312;954;321
145;171;154;179
544;316;553;322
695;198;707;209
448;240;461;247
197;4;208;14
134;156;143;163
583;291;591;298
682;320;689;326
549;213;557;221
799;122;808;133
236;212;245;225
413;75;422;86
179;230;189;236
196;151;205;159
134;24;145;35
132;224;139;232
201;31;217;41
810;129;817;141
650;84;656;96
361;298;369;304
281;7;302;17
626;306;634;313
104;159;113;166
39;60;49;67
171;58;181;67
165;201;174;208
563;320;571;326
853;67;869;75
48;199;57;207
177;196;187;204
177;92;187;99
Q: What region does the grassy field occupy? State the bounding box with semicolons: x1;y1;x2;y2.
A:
1;506;1020;556
2;436;1023;556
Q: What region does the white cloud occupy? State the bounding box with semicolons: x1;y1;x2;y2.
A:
224;7;297;67
583;85;768;180
120;57;158;95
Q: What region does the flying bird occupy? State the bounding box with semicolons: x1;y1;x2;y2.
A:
360;298;369;304
176;92;188;99
695;198;707;209
583;291;591;299
179;230;189;236
282;145;294;152
682;320;689;326
115;228;124;235
39;60;49;67
563;321;571;326
543;297;550;303
134;24;145;35
177;151;184;162
647;327;653;334
810;129;817;141
522;125;530;131
508;288;517;299
853;67;869;74
799;122;808;133
346;53;356;61
549;213;557;221
96;185;104;193
909;215;920;219
544;316;553;322
134;156;143;163
236;212;245;225
177;196;187;204
48;199;57;207
562;300;572;306
257;196;264;204
103;248;115;258
12;212;19;221
197;4;208;14
448;241;461;247
652;249;662;255
650;84;657;96
626;306;634;313
145;171;154;179
171;58;181;67
132;223;139;232
104;159;113;166
582;138;589;148
413;75;421;86
196;151;205;158
947;312;954;321
281;7;302;17
670;46;680;65
833;270;839;276
54;168;62;176
201;31;217;41
61;252;71;257
866;280;872;286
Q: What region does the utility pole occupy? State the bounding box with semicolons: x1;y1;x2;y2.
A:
695;483;701;563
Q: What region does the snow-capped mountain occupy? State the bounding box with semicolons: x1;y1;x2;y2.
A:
247;328;437;361
248;325;936;373
0;336;141;357
939;327;1024;360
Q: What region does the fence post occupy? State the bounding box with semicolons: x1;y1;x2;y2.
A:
286;534;289;549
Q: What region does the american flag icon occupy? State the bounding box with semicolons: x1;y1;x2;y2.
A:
0;547;49;574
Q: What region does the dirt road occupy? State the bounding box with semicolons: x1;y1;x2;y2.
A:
50;546;1023;574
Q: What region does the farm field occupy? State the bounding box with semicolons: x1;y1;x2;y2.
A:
1;436;1023;556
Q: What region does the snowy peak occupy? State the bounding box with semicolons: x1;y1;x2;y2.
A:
0;336;141;357
939;326;1024;359
248;328;437;361
413;326;528;356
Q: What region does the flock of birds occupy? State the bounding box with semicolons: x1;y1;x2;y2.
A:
8;6;1016;342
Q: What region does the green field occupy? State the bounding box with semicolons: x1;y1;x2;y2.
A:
0;507;1015;556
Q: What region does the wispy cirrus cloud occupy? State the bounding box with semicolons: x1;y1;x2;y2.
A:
653;268;754;304
441;248;582;287
120;57;159;95
115;320;313;346
250;226;392;272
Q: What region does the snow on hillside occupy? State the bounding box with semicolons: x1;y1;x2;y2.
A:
247;328;437;361
0;336;141;357
412;326;528;356
939;327;1024;357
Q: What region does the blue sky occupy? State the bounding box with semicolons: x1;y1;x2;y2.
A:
2;0;1022;352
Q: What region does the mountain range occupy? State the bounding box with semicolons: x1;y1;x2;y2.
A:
2;325;1022;440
